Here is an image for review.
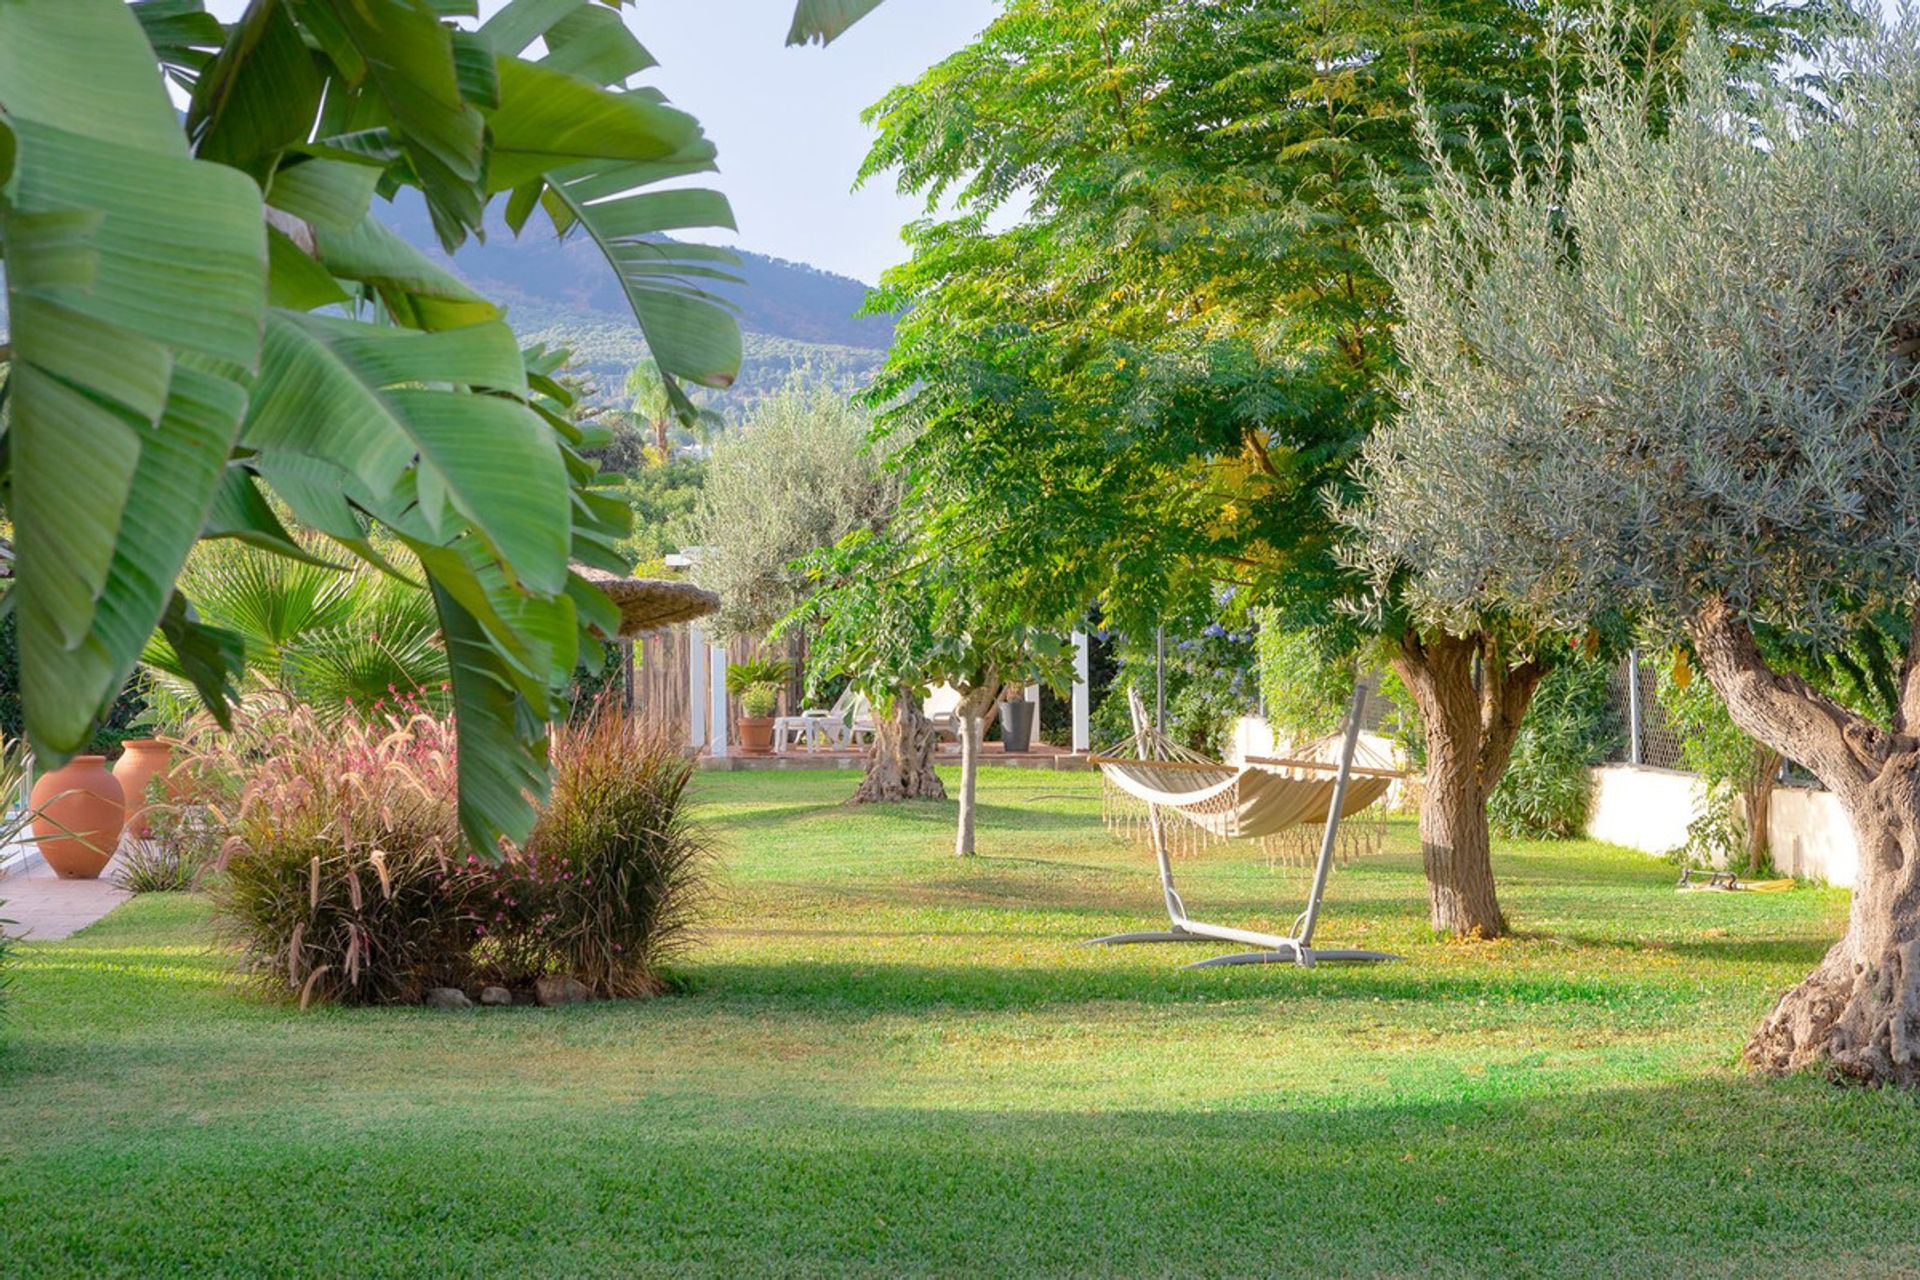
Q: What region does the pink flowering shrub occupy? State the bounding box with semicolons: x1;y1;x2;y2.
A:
195;695;710;1006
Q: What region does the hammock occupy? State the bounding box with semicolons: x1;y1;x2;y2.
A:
1087;684;1404;969
1098;745;1393;866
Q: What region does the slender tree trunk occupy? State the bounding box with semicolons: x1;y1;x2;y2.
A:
1392;629;1547;939
1742;744;1782;877
1692;599;1920;1086
852;691;945;803
952;682;1002;856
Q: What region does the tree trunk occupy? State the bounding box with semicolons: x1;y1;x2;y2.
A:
951;682;1003;856
1745;761;1920;1083
852;691;945;804
1392;629;1547;939
1742;744;1782;877
1691;599;1920;1086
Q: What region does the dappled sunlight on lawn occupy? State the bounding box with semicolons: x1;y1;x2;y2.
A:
0;767;1891;1275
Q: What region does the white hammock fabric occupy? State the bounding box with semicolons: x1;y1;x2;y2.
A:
1095;722;1395;865
1099;758;1391;840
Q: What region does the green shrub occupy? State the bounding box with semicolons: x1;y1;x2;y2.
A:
1253;618;1354;745
115;802;221;894
477;711;713;998
204;699;712;1005
203;701;480;1005
1657;659;1780;874
1487;660;1621;840
1090;620;1256;756
739;683;780;717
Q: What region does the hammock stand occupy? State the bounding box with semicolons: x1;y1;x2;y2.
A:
1088;683;1403;969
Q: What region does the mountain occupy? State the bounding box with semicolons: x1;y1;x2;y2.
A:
375;193;893;411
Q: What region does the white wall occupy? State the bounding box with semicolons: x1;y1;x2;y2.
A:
1584;763;1859;887
1229;715;1410;809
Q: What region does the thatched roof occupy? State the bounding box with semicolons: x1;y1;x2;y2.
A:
573;566;720;637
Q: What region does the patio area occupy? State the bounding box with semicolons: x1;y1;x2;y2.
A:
0;848;128;941
700;738;1091;771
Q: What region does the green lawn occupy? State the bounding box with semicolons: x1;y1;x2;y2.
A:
3;767;1917;1277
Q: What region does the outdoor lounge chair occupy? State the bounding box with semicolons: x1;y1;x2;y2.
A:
923;684;964;743
775;689;876;753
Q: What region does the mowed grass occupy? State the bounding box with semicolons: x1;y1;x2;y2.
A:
4;766;1919;1277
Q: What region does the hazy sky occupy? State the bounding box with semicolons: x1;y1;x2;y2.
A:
204;1;1001;285
637;2;1001;284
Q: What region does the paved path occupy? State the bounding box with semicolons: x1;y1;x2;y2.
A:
0;852;129;941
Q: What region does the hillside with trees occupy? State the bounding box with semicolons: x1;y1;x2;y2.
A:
377;193;892;410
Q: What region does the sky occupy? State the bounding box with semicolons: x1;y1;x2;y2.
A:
635;2;1002;284
204;0;1001;285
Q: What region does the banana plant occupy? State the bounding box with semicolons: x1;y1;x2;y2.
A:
786;0;889;46
0;0;748;851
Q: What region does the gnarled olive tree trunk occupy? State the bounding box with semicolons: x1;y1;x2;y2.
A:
952;681;1004;857
1392;629;1547;939
852;689;945;804
1693;600;1920;1086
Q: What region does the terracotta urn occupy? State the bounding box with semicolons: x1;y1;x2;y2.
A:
736;716;776;753
112;738;174;839
30;756;126;879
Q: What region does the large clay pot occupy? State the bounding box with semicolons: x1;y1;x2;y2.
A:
31;756;125;880
737;717;776;753
112;738;173;839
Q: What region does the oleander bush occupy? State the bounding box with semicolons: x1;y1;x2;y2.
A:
1487;662;1621;841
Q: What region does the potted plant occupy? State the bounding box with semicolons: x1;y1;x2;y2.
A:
737;683;780;752
727;656;788;754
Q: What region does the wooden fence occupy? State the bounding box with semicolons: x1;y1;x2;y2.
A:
625;628;807;744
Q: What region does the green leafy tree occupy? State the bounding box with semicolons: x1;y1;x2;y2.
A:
0;0;764;850
1657;657;1781;876
855;0;1806;936
623;360;696;466
1342;19;1920;1083
784;532;1072;849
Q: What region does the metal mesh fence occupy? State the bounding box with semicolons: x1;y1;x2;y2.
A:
1604;654;1687;770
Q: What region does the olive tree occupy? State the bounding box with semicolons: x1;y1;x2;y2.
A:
783;531;1071;843
683;378;898;640
1344;19;1920;1084
679;379;943;797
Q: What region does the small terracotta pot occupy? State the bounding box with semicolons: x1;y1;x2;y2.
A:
31;756;126;879
737;717;776;753
112;738;174;839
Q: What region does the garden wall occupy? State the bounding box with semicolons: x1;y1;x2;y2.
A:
1584;764;1859;887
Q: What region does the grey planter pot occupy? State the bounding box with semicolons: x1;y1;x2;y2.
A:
998;698;1036;753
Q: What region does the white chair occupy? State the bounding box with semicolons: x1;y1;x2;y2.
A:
923;684;965;744
775;689;877;753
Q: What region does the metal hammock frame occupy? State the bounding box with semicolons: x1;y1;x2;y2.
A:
1087;682;1403;969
